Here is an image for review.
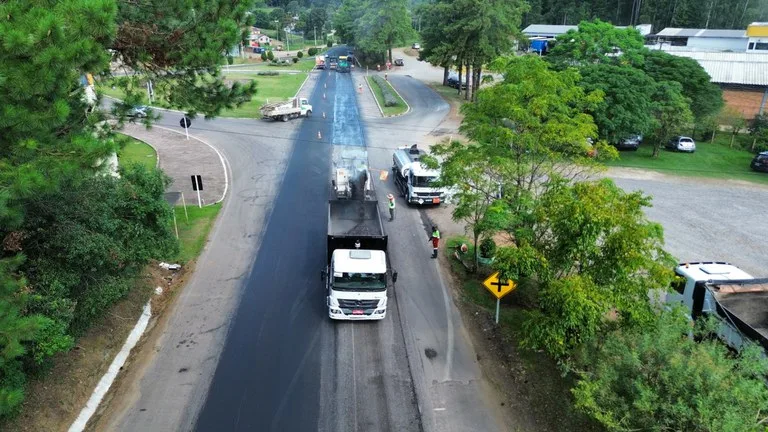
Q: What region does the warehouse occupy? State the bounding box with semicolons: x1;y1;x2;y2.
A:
669;51;768;119
650;28;748;51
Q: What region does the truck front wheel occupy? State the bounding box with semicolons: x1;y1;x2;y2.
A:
306;110;312;117
281;115;288;122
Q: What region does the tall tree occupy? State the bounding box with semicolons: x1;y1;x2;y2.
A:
641;50;724;124
578;63;657;143
546;19;646;68
358;0;413;62
649;81;694;157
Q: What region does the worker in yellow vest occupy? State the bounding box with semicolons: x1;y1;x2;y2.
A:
387;193;396;221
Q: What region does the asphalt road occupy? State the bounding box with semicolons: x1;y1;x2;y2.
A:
192;50;421;432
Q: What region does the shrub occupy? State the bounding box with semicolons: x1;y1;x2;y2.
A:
308;47;317;56
371;75;399;107
266;50;274;61
479;238;497;258
271;59;278;64
292;57;298;63
326;39;332;47
260;52;268;61
257;71;279;76
297;50;303;58
226;55;234;65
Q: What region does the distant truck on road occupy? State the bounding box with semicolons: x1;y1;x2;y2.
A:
337;55;350;72
667;261;768;353
315;56;326;69
328;55;338;70
392;145;447;205
259;97;312;122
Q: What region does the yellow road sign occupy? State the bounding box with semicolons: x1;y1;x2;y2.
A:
483;272;516;299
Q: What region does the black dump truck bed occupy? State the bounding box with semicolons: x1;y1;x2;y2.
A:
327;200;387;263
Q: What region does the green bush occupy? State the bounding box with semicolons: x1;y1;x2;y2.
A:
292;57;298;63
371;75;399;107
308;47;318;56
266;50;274;61
226;55;234;65
257;71;279;76
297;51;303;58
260;52;268;61
479;238;497;258
326;39;332;47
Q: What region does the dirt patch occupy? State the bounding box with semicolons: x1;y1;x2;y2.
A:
0;262;190;432
438;254;602;432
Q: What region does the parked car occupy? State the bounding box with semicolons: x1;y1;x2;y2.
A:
412;43;421;50
394;58;404;66
253;47;265;54
615;134;643;151
751;151;768;173
666;136;696;153
446;74;466;90
127;105;149;118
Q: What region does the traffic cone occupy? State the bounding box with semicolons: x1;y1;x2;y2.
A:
317;131;322;139
322;112;326;119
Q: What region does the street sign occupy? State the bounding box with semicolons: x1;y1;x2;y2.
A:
483;272;516;299
180;117;192;128
483;272;517;324
191;175;203;208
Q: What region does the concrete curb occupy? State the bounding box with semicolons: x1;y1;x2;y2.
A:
121;135;160;169
364;76;385;116
68;302;151;432
294;72;311;98
385;77;412;118
152;125;230;205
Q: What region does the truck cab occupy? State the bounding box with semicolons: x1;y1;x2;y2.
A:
392;145;446;205
668;262;768;353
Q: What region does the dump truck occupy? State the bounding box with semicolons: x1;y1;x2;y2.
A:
392;144;447;205
332;147;371;200
315;56;326;69
667;261;768;353
328;56;338;70
259;97;312;122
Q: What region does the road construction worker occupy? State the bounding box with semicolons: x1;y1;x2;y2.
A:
429;225;440;259
387;193;396;221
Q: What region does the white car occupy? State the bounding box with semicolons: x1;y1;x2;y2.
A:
666;136;696;153
412;43;421;50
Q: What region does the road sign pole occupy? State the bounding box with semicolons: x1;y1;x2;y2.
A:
196;188;201;208
181;192;189;222
184;123;189;140
495;299;500;324
172;209;179;239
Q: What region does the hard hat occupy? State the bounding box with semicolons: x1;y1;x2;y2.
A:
387;194;394;200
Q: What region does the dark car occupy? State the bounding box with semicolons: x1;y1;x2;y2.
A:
751;151;768;173
446;75;466;90
615;134;643;151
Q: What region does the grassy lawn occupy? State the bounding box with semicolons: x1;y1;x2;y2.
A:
258;29;318;51
171;202;222;264
225;58;317;72
606;134;768;185
98;72;307;118
367;76;408;117
116;134;157;169
429;82;465;105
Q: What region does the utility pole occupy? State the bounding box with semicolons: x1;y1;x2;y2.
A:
314;26;317;47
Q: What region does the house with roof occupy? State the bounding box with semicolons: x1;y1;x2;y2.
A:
648;28;749;51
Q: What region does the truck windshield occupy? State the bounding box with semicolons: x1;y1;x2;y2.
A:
412;176;437;187
333;273;386;291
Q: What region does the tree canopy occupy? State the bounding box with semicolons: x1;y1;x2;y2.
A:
546;19;646;68
334;0;413;62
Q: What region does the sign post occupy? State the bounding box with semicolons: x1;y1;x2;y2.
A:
482;272;517;324
191;175;204;208
180;192;189;222
180;116;192;140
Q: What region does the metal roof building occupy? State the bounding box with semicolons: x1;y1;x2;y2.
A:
667;51;768;86
522;24;652;39
652;27;749;51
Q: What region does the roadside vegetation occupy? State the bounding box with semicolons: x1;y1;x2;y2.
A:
367;76;408;117
116;135;157;169
99;72;307;118
419;13;768;431
0;0;251;420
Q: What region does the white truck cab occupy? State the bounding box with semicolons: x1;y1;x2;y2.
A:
327;249;388;319
392;145;447;205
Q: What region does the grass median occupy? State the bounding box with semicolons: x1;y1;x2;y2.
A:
367;76;408;117
116;134;157;169
98;72;307;118
606;134;768;185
